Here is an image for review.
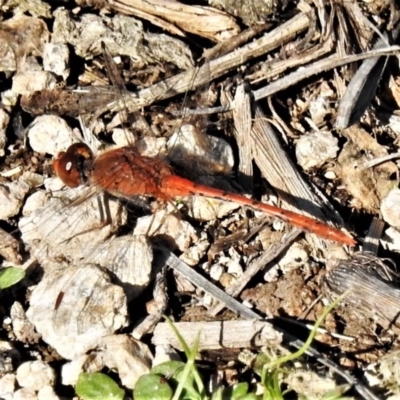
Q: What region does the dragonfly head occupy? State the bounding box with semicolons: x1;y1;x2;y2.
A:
53;143;94;188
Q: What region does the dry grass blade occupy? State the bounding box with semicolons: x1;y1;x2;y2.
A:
323;253;400;334
152;320;283;350
335;24;400;129
363;217;385;254
159;247;260;320
107;0;240;41
251;105;345;237
248;36;334;84
253;45;400;101
99;12;310;116
232;83;253;188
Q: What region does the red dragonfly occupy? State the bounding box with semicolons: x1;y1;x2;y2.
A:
18;38;355;364
53;142;356;246
49;38;357;247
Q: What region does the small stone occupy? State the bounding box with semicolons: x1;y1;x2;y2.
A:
26;265;128;360
219;272;236;288
12;388;37;400
12;71;57;95
10;302;41;344
16;360;55;391
278;243;309;273
381;189;400;229
209;264;224;281
37;385;60;400
27;115;76;155
0;178;30;220
0;373;16;400
43;43;70;80
296;131;339;170
382;227;400;253
99;335;153;389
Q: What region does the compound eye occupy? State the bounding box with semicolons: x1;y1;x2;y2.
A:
53;143;93;188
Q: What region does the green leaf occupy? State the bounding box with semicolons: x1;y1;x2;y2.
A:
75;372;125;400
0;267;25;289
134;373;173;400
150;361;200;400
236;394;258;400
151;361;186;378
231;382;249;398
321;384;352;400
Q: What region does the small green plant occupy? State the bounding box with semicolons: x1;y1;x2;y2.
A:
75;372;125;400
259;292;349;400
0;267;25;290
75;294;349;399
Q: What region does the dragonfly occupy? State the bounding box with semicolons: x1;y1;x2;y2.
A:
45;39;356;247
18;39;356;362
53;142;356;246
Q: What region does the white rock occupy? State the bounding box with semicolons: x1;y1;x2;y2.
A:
20;186;153;360
20;191;48;216
263;266;279;282
98;335;153;389
61;352;104;386
180;232;209;266
16;361;55;391
12;388;37;400
381;227;400;253
27;115;76;155
324;170;336;180
1;90;19;107
135;136;167;157
202;293;214;308
20;172;44;189
0;178;30;220
167;124;234;174
226;249;243;277
83;235;153;300
26;264;128;360
209;264;224;281
112;128;136;148
19;188;125;264
43;177;64;192
0;14;49;73
295;131;339;170
62;335;152;389
61;356;89;386
134;209;198;252
381;189;400;229
0;373;16;400
52;11;193;69
12;71;57;95
10;302;40;344
62;354;104;386
37;385;60;400
43;43;70;79
185;195;239;221
153;345;181;367
19;56;42;73
278;242;309;272
309;96;330;126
